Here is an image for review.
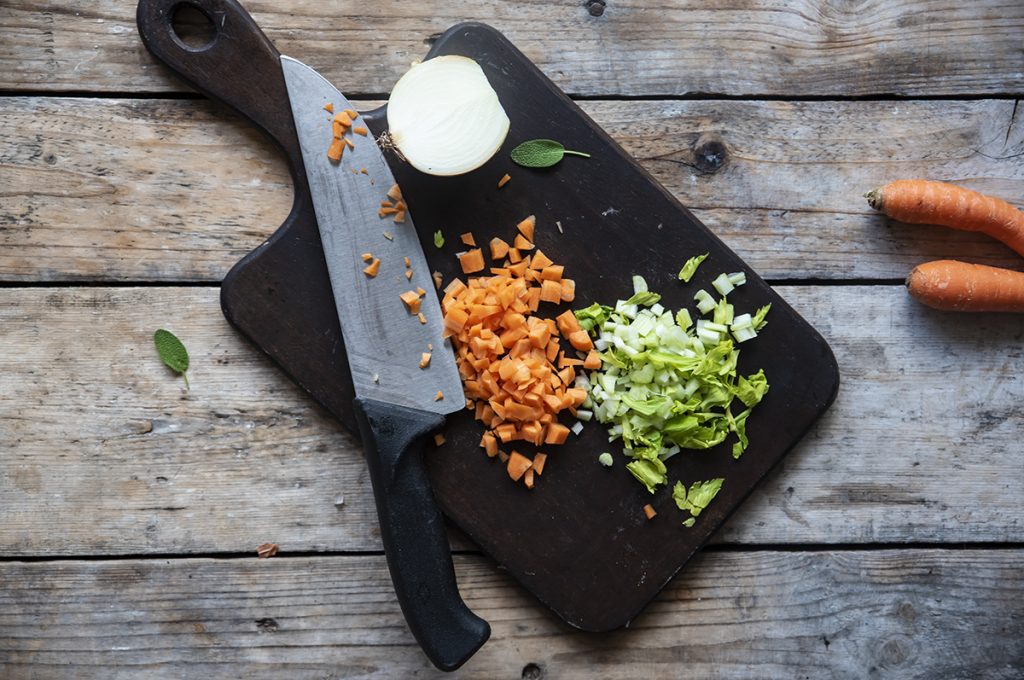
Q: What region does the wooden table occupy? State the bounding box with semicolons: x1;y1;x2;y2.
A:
2;2;1023;677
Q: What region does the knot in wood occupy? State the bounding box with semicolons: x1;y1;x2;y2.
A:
692;133;728;173
585;0;606;17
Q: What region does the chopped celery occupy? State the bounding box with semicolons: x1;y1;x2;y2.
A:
711;273;735;297
678;253;709;282
598;452;614;467
574;275;769;495
752;303;771;330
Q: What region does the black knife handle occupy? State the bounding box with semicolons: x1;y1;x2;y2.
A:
353;397;491;672
135;0;306;185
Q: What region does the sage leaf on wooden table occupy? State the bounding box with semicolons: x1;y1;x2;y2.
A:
154;328;190;389
510;139;590;168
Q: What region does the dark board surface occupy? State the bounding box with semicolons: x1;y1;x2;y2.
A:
207;23;840;630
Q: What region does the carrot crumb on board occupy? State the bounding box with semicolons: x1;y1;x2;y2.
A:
419;352;432;368
498;173;511;188
387;184;403;201
363;258;381;277
418;312;427;324
432;271;443;289
435;390;444;401
360;168;368;175
405;270;414;280
353;126;368;136
323;103;334;113
361;252;373;262
256;542;279;558
404;257;411;268
643;504;657;520
434;433;446;446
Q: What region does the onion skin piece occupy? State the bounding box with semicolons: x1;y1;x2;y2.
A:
906;260;1024;312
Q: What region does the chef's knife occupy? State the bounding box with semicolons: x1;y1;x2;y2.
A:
135;0;489;670
279;58;490;670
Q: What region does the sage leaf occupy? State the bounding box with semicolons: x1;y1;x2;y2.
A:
154;329;190;389
510;139;590;168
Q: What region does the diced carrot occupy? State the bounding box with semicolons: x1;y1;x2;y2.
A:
433;271;443;289
353;126;368;136
568;330;594;351
513;234;534;251
419;352;432;368
344;108;358;119
517;215;536;241
379;206;397;216
495;423;517;443
461;232;477;247
643;504;657;520
524;468;535;489
334;111;352;127
387;184;403;202
481;432;498;457
434;433;446;446
497;450;510;463
490;237;510;260
544;423;570;445
393;210;406;224
400;290;422;314
361;252;373;262
418;312;427;324
323;103;334;113
507;248;522;263
498;173;511;188
403;257;411;268
541;265;564;281
434;390;443;401
539;279;562;304
556;310;581;336
405;270;413;280
533;452;547;475
583;350;602;370
459;248;485;274
327;137;345;162
363;258;380;277
530;250;553;270
332;121;346;138
416;287;426;296
560;278;576;302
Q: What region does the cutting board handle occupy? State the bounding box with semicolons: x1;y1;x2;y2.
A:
136;0;306;185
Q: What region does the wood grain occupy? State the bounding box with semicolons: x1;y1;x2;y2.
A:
0;550;1020;679
2;1;1023;97
2;96;1022;282
1;286;1021;556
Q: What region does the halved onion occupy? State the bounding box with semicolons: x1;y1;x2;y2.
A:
386;55;510;176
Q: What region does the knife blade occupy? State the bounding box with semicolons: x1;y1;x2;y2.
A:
281;56;489;671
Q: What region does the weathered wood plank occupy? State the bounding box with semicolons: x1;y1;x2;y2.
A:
2;1;1023;97
0;551;1020;679
2;97;1022;282
1;286;1021;555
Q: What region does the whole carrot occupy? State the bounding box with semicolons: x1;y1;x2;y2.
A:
906;260;1024;312
866;179;1024;257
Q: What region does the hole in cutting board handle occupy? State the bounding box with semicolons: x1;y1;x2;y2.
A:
170;2;216;51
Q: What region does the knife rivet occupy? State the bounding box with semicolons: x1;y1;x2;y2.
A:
585;0;606;17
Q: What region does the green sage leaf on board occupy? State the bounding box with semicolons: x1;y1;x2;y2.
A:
154;329;190;389
510;139;591;168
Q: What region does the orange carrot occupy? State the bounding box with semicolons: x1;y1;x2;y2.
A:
867;179;1024;257
419;352;432;368
498;173;511;189
362;258;380;277
460;232;477;247
507;451;532;482
343;108;358;119
532;452;547;475
333;111;353;127
327;137;345;162
323;103;334;113
399;290;422;314
906;260;1024;312
387;184;403;202
642;504;657;520
361;252;373;262
434;433;446;446
516;215;535;242
458;248;485;274
405;270;413;280
352;126;368;136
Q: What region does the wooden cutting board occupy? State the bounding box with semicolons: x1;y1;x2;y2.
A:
218;23;839;631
